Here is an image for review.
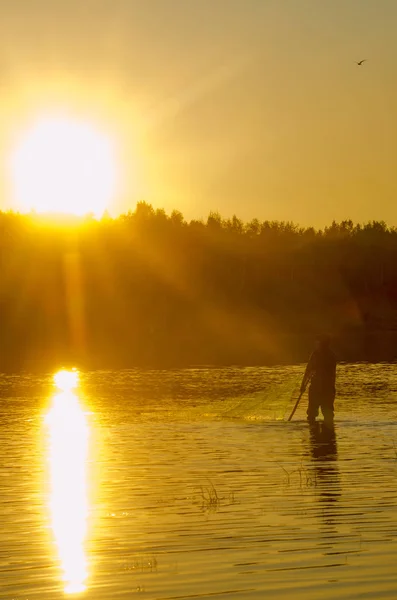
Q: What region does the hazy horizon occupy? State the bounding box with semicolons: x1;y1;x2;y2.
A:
1;0;396;227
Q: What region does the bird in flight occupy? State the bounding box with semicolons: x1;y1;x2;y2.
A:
356;59;367;66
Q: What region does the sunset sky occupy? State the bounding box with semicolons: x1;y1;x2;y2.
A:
0;0;396;226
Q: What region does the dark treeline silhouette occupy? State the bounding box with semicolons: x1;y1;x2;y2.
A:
1;204;397;371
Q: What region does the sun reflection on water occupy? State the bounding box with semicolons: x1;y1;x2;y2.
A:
45;369;90;594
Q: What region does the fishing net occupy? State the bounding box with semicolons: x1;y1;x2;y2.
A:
217;374;302;421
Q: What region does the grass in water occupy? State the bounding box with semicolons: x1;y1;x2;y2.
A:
277;463;318;488
194;479;236;513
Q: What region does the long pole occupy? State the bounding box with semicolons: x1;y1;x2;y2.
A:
287;388;305;422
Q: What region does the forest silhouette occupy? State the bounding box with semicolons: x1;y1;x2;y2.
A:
1;203;396;372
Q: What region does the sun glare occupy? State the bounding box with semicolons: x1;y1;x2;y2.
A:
46;369;90;594
10;116;118;217
54;369;79;392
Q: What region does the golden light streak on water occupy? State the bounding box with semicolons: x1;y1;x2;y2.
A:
45;369;90;594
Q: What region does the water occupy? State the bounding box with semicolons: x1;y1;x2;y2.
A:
1;364;397;599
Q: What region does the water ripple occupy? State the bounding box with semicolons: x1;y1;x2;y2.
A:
0;363;397;599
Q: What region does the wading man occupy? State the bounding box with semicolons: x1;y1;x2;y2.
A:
301;335;337;425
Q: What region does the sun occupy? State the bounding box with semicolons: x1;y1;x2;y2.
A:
10;115;118;217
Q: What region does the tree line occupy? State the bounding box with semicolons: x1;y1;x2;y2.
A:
1;203;396;371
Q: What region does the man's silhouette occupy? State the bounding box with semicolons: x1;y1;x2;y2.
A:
301;335;337;425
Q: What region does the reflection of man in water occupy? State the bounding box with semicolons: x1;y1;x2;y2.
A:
301;335;337;425
309;422;338;461
308;422;340;527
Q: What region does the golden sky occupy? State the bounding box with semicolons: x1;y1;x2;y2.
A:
0;0;396;226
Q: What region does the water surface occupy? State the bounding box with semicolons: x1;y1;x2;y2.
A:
1;363;397;599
